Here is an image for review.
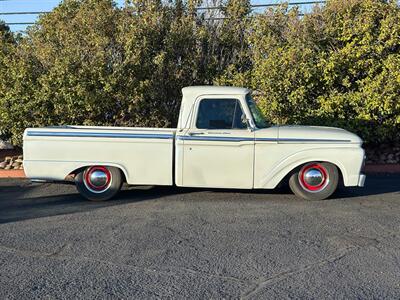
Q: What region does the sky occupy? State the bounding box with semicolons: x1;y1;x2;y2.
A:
0;0;321;32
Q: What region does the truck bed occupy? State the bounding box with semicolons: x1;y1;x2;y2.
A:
23;126;176;185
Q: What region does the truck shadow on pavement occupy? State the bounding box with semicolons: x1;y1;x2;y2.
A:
0;174;399;224
0;183;191;224
203;174;400;199
334;174;400;199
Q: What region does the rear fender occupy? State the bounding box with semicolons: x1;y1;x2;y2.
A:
67;162;129;182
23;160;129;183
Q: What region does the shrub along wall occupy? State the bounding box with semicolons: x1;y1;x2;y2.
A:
0;0;399;146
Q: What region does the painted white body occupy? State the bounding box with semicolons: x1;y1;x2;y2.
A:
23;86;366;189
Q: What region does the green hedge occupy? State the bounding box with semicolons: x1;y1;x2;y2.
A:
0;0;399;145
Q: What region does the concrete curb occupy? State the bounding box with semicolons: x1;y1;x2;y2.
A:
0;170;26;178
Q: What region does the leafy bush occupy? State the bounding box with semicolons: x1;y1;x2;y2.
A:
0;0;399;145
0;0;218;144
220;0;400;144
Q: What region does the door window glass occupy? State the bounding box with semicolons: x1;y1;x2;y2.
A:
196;99;246;129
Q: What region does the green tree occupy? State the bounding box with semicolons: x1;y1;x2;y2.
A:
0;0;210;144
221;0;400;144
0;21;17;141
117;0;206;127
315;0;400;144
0;0;123;144
214;0;252;86
1;0;399;146
247;4;323;124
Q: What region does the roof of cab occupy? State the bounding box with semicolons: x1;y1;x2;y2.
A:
178;86;251;130
182;86;250;97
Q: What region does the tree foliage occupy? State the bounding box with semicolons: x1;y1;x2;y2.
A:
220;0;400;144
0;0;399;145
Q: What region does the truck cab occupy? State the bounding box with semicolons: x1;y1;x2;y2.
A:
176;86;265;189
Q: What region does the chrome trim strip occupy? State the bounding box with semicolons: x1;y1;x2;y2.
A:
28;131;351;143
27;131;173;139
256;138;352;143
30;179;49;183
254;138;278;142
177;136;254;142
46;126;175;133
179;136;351;143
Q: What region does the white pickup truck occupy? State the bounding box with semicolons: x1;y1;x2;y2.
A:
24;86;366;201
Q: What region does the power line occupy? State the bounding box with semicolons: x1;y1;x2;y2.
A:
0;0;58;1
3;22;35;25
0;11;51;15
197;0;325;10
2;1;326;26
206;12;305;20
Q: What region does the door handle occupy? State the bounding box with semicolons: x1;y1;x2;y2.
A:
188;132;205;136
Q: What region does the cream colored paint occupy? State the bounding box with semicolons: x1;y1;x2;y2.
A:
178;130;254;188
177;93;255;188
24;127;175;185
254;142;364;188
253;126;364;188
23;86;366;190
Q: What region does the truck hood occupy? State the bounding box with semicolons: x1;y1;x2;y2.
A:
275;125;362;144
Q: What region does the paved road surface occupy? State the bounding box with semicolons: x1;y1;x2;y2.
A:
0;175;399;299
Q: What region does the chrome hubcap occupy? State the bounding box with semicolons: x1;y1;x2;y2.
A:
89;170;108;187
83;166;112;193
303;169;324;186
299;163;329;192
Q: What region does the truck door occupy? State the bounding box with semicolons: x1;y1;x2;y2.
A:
180;96;255;189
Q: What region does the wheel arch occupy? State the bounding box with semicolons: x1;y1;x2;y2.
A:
66;163;129;183
282;160;344;186
279;160;344;184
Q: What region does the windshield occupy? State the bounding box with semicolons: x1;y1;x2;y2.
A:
245;94;269;128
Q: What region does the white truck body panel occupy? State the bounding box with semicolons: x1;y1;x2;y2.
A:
23;86;365;190
177;129;255;188
176;92;255;188
24;126;175;185
254;126;364;188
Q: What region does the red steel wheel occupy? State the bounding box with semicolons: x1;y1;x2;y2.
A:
83;166;112;193
75;166;122;201
298;163;329;192
289;162;339;201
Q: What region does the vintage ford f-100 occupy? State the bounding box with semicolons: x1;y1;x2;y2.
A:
24;86;366;201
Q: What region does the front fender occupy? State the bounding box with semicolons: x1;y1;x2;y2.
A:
255;146;364;189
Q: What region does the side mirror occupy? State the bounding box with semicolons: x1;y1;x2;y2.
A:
241;114;255;131
247;119;255;132
240;114;247;126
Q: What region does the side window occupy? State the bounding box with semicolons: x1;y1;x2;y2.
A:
196;99;247;129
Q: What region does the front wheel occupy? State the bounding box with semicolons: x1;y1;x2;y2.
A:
75;166;122;201
289;162;339;201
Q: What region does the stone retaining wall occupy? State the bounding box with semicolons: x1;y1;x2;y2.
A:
0;156;23;170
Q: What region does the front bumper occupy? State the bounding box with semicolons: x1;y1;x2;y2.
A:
358;174;366;187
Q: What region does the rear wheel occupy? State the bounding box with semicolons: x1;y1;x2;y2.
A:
289;162;339;201
75;166;122;201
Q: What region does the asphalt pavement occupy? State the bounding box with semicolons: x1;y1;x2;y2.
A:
0;175;399;299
